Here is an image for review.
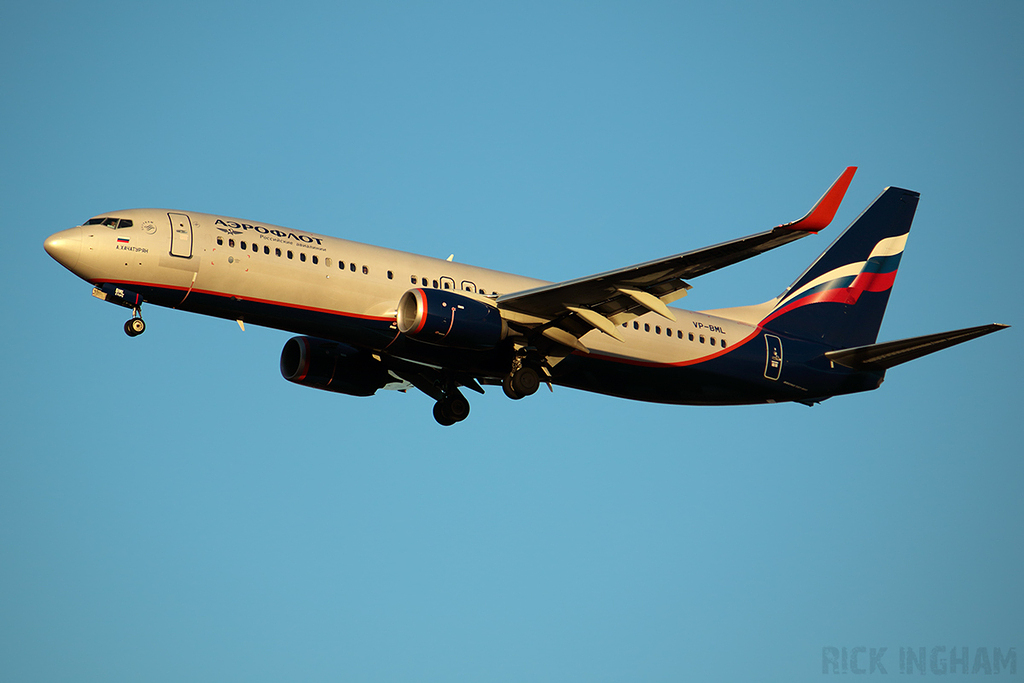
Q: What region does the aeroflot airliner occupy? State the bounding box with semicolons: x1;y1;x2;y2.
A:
45;168;1007;425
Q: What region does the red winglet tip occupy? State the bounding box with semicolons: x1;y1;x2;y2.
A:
778;166;857;232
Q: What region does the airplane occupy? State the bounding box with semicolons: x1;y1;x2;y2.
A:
44;167;1007;425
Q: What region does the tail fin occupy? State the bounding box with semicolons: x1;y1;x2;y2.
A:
760;186;920;348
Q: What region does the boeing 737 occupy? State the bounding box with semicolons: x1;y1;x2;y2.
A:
44;168;1006;425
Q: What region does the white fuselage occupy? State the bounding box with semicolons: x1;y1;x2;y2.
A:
56;209;759;369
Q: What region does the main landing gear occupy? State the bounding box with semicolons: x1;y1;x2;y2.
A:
502;364;541;400
124;308;146;337
426;358;544;426
433;391;471;426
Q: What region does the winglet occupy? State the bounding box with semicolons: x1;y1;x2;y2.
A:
776;166;857;233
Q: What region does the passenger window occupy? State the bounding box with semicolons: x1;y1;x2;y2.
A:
264;246;270;254
241;241;247;250
433;280;438;288
721;340;727;348
312;255;318;265
411;276;417;284
325;258;332;267
275;248;281;257
688;333;694;341
287;250;293;259
710;337;716;346
644;323;650;332
699;335;705;344
229;239;235;248
443;281;450;289
253;243;258;253
387;270;393;280
300;252;306;262
362;265;369;275
656;326;661;334
677;330;682;339
633;322;639;330
350;263;356;272
217;237;223;246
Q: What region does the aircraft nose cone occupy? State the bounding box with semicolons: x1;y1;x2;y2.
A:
44;226;83;270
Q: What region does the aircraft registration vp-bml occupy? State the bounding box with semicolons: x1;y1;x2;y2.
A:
45;168;1006;425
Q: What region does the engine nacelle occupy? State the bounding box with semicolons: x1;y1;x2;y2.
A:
396;288;508;350
280;336;391;397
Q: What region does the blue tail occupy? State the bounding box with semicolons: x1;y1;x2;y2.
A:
760;187;920;348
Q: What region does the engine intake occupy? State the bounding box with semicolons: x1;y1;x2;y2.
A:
396;288;507;350
280;336;391;397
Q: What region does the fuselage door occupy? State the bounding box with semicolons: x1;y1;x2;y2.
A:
168;212;193;258
764;334;783;381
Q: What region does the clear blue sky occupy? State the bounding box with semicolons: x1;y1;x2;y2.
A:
2;2;1021;681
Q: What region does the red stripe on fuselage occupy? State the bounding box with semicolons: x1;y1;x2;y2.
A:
580;327;760;369
90;278;395;322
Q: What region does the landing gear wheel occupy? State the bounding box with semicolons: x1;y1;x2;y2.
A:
124;317;146;337
446;395;470;422
502;374;521;400
433;402;457;426
433;393;471;426
503;366;540;400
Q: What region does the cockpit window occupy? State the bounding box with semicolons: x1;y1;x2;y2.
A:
84;217;133;228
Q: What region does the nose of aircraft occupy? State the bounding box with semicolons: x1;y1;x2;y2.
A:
44;226;83;271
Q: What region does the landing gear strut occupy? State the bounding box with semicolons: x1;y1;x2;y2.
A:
433;390;470;426
124;308;146;337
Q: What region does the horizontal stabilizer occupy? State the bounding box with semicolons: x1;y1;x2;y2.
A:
824;323;1008;371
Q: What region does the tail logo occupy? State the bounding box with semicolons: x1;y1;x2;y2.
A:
765;233;908;323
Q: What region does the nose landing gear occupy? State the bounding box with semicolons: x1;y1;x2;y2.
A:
124;308;146;337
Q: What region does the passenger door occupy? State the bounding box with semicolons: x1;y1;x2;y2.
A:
168;212;193;258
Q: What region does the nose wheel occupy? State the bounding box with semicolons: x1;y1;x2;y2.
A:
124;309;146;337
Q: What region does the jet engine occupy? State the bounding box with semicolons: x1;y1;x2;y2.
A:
396;288;507;350
280;336;391;397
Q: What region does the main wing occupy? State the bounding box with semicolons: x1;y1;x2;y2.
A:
496;167;857;354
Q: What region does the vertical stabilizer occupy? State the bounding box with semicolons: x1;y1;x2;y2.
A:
759;187;920;348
